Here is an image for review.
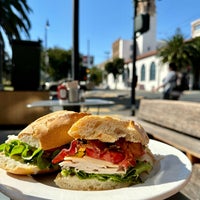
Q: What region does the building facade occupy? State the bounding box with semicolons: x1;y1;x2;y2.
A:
191;19;200;38
104;0;167;90
99;0;199;91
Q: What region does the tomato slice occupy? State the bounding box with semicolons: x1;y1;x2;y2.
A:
100;150;125;164
85;148;100;159
52;140;78;164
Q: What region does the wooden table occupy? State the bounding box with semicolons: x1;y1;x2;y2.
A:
27;98;115;114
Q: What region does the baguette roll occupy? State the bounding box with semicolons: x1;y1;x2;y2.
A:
18;110;90;150
0;110;90;175
68;115;149;145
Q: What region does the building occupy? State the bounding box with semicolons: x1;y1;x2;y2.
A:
125;51;168;91
104;0;167;90
191;19;200;38
112;39;133;62
99;1;198;91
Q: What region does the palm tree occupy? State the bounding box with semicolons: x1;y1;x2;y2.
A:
0;0;32;88
0;0;32;45
157;29;191;71
157;29;200;89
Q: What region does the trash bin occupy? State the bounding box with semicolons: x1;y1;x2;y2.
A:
11;40;41;91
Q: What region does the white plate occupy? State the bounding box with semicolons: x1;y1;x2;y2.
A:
0;140;192;200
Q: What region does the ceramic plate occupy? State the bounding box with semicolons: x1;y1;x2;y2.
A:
0;140;192;200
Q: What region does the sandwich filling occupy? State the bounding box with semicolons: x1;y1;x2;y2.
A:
0;136;60;170
52;139;154;184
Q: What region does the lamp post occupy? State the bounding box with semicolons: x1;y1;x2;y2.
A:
71;0;80;112
44;20;49;79
131;0;151;116
72;0;79;81
131;0;138;116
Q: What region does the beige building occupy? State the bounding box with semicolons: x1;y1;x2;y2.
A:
112;39;133;62
104;0;164;90
99;1;197;91
191;19;200;38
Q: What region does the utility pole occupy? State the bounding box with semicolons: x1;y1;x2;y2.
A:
131;0;138;116
70;0;80;112
72;0;79;81
44;20;49;80
131;0;151;116
87;40;90;69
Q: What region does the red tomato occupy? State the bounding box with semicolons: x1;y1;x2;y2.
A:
85;147;100;159
100;150;125;164
52;149;69;164
52;140;78;164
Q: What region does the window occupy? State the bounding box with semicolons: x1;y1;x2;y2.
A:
150;62;156;80
141;64;145;81
123;67;130;81
194;23;200;31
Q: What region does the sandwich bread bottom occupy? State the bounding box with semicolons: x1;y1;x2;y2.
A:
54;173;131;191
0;152;57;175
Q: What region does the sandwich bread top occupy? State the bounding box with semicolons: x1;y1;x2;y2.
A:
18;110;90;150
68;115;149;145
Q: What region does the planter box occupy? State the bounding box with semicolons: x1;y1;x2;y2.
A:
0;91;50;126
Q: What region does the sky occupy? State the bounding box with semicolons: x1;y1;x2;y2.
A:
17;0;200;65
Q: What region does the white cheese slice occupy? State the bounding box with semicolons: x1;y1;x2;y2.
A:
60;156;126;174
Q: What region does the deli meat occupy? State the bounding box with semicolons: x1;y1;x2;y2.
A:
60;156;126;174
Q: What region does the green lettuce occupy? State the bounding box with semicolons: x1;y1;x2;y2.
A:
0;140;58;169
61;161;152;184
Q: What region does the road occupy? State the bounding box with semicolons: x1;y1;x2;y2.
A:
83;89;200;116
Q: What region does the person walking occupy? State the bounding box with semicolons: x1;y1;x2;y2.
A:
155;63;180;100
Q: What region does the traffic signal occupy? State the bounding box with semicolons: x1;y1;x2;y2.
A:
135;13;150;34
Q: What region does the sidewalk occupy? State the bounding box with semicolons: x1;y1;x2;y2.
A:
83;89;200;116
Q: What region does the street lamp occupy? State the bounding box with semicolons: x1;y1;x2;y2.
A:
44;20;50;79
72;0;79;81
131;0;152;116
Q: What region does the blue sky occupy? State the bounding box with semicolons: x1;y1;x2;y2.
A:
21;0;200;65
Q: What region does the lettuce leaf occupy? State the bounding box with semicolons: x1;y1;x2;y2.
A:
0;140;58;170
61;161;152;184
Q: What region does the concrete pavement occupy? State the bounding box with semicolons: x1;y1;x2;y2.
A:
83;89;200;116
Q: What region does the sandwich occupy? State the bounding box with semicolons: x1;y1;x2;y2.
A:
52;115;155;190
0;110;89;175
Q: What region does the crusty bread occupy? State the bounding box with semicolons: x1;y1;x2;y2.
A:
0;111;90;175
68;115;149;145
18;110;90;150
0;152;58;175
54;173;131;190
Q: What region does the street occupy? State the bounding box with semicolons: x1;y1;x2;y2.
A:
83;89;200;116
